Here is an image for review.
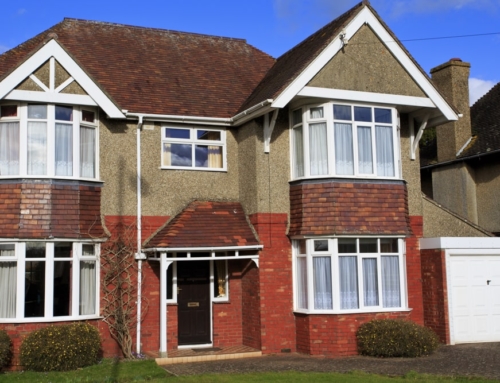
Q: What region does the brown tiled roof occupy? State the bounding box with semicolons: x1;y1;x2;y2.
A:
459;81;500;159
0;19;275;118
145;201;260;249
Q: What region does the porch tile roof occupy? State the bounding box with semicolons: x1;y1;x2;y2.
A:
145;201;260;249
0;19;275;118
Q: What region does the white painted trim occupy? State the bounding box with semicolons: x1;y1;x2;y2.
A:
456;136;473;157
0;40;124;118
145;245;263;253
298;87;436;109
411;113;429;160
127;112;231;127
5;90;97;106
271;7;458;122
264;110;279;153
420;237;500;250
55;77;75;93
29;74;50;92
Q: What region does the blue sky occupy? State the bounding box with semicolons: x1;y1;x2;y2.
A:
1;0;499;104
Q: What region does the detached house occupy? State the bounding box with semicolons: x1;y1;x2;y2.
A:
1;1;499;366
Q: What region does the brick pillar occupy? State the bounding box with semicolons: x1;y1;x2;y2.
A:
407;216;424;325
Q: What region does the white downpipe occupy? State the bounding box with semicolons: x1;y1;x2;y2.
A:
136;115;143;355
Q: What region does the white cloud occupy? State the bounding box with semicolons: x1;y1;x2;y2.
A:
469;77;496;105
386;0;500;16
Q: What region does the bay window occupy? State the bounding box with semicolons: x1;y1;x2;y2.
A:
0;242;99;322
293;237;406;313
291;102;398;179
0;103;98;179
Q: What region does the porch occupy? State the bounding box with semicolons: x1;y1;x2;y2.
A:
148;345;262;365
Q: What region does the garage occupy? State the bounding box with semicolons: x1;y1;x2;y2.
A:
421;238;500;345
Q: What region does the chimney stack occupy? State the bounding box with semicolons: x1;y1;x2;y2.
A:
430;58;472;162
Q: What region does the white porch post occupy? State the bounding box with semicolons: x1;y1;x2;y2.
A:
160;253;171;355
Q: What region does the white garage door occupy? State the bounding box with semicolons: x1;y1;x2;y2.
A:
450;255;500;343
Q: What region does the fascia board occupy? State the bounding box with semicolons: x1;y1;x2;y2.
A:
272;7;458;122
0;40;124;118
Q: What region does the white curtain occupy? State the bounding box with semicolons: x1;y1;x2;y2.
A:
80;127;95;178
357;126;373;174
294;127;304;178
382;256;401;307
334;123;354;175
0;248;17;318
309;123;328;175
310;107;323;119
313;257;332;309
363;258;379;306
339;256;358;309
80;260;96;315
296;257;308;309
27;121;47;175
0;122;20;175
376;126;394;176
55;123;73;176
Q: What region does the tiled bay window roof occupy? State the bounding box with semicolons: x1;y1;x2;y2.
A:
0;18;275;117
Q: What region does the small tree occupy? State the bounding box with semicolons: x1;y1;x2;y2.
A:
100;222;148;359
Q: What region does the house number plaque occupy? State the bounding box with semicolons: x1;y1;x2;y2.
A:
187;302;200;307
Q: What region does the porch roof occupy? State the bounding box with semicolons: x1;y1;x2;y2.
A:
144;201;260;250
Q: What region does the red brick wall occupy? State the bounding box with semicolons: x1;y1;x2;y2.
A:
289;181;410;236
421;248;450;343
249;213;295;354
242;260;261;349
407;216;424;325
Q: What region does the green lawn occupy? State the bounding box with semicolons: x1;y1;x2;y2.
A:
0;359;499;383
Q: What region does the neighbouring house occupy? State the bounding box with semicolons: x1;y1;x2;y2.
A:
1;1;499;368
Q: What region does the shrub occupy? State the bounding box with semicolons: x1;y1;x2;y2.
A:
0;330;12;370
20;323;101;371
357;319;439;358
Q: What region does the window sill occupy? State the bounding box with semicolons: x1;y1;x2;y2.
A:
0;175;103;183
293;308;412;315
289;175;404;184
160;166;227;173
0;315;102;324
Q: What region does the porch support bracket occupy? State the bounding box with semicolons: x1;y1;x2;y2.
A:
264;109;279;153
410;113;429;160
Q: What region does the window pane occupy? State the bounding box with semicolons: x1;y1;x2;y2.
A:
54;242;72;258
334;123;354;175
313;257;332;310
0;244;15;256
25;260;45;317
82;110;95;123
354;106;372;122
195;145;223;168
297;240;306;255
26;242;45;258
360;238;377;253
363;258;379;306
27;121;47;175
0;261;17;318
80;126;96;178
309;122;328;176
166;263;173;300
28;104;47;119
293;126;304;178
357;126;373;174
0;105;17;118
82;244;95;256
214;260;227;298
314;240;328;252
54;261;72;316
55;105;73;121
165;128;190;139
292;109;302;125
380;238;398;253
339;256;358;309
338;239;356;253
0;122;20;175
163;143;192;167
197;130;221;141
80;260;96;315
55;123;73;176
296;257;308;309
376;126;395;177
375;108;392;124
382;256;401;307
333;104;351;120
310;107;323;119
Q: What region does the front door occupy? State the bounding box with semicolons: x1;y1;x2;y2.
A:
177;261;211;345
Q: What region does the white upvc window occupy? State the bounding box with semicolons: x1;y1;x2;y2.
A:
161;126;226;171
0;103;98;180
293;237;407;314
291;102;399;180
0;242;100;322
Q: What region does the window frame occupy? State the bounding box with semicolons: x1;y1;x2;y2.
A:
160;125;227;172
0;102;99;181
290;101;400;181
0;241;100;323
292;237;408;314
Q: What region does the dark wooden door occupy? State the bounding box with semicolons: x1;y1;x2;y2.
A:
177;261;211;345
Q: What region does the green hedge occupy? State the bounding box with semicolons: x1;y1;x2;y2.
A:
0;329;12;370
20;323;101;371
357;319;439;357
